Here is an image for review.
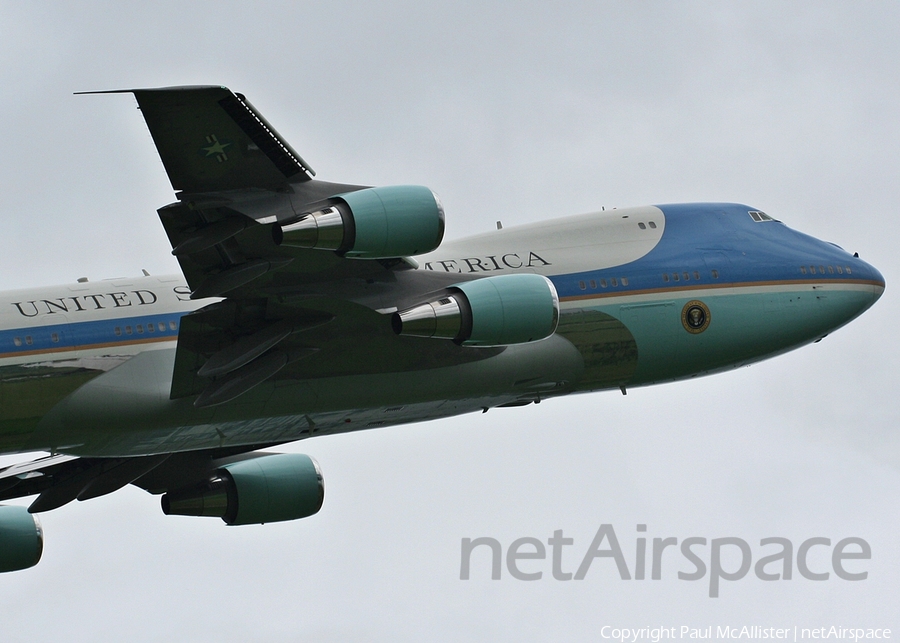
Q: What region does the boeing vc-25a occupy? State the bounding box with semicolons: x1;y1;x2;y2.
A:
0;86;884;572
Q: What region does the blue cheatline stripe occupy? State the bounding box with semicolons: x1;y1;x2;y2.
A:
1;275;880;360
0;311;190;359
551;276;883;303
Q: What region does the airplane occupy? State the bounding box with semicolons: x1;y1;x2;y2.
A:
0;86;884;573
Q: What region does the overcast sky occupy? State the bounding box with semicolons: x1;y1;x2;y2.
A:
0;2;898;641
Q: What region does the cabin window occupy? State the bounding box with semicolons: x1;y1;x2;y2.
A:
828;266;834;274
169;321;177;331
611;277;618;287
621;277;629;286
800;266;807;274
683;272;690;281
115;327;122;336
589;280;596;289
125;326;132;335
836;266;843;274
693;271;700;280
711;270;719;279
158;322;166;332
579;281;586;290
51;333;59;343
600;279;608;288
136;324;144;334
663;274;670;282
845;266;852;274
819;266;825;274
25;336;32;345
810;265;816;273
13;337;21;347
638;222;646;230
673;273;680;281
649;221;657;229
147;323;155;333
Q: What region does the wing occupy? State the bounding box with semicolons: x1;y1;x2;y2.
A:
0;446;282;513
0;452;167;511
80;85;315;192
95;86;494;407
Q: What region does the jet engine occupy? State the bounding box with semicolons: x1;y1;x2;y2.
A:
276;185;445;258
392;273;560;346
0;505;43;572
161;453;324;525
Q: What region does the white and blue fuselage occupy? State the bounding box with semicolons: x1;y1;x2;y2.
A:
0;203;884;457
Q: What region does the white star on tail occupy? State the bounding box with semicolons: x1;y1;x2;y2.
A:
202;134;230;162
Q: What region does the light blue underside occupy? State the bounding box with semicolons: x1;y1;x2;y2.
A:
584;287;877;384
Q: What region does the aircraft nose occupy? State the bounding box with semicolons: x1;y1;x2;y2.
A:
854;255;885;304
783;236;885;341
827;251;884;325
860;256;884;288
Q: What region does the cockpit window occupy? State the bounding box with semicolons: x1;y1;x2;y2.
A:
748;210;775;222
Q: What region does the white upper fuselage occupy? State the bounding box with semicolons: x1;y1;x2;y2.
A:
0;206;666;369
0;275;196;368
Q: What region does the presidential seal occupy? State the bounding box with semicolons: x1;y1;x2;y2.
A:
681;300;711;334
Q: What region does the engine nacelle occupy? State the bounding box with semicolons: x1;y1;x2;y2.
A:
161;453;324;526
392;273;560;346
0;505;43;572
276;185;445;258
